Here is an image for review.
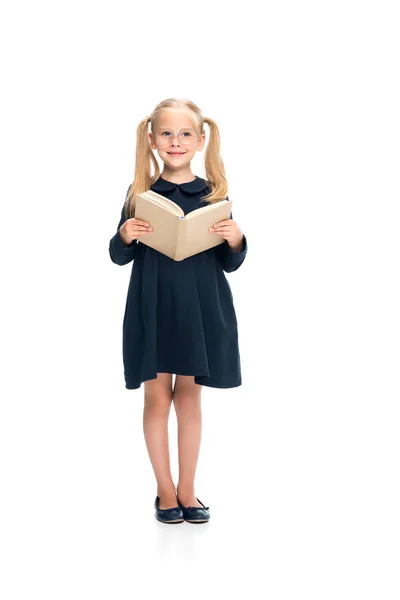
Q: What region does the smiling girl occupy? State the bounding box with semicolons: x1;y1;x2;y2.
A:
109;98;248;524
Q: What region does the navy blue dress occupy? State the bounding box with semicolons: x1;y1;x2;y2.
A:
109;175;248;389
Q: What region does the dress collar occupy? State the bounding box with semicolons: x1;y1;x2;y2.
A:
150;175;211;195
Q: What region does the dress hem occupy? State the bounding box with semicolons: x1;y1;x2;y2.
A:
124;375;242;390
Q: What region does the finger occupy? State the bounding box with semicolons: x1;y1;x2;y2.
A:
133;218;151;227
132;223;152;231
211;219;231;230
133;226;153;235
210;224;230;232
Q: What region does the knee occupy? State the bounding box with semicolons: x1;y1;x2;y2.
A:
144;391;173;418
172;389;202;415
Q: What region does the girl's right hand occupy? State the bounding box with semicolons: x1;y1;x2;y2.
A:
119;218;153;244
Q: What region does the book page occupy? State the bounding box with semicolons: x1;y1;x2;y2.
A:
184;200;230;220
175;199;233;260
142;191;184;217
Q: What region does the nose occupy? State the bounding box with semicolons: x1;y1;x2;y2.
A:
170;133;180;146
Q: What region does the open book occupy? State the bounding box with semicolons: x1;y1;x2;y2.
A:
133;190;233;261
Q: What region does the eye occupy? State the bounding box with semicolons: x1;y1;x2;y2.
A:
161;131;172;137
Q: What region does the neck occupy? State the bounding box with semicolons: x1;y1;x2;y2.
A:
161;167;195;184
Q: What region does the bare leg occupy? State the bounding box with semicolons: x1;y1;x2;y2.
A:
143;373;177;509
172;375;203;507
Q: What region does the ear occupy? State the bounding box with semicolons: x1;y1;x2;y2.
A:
149;131;156;150
197;133;206;151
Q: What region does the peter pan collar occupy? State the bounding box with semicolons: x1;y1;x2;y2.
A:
150;175;211;195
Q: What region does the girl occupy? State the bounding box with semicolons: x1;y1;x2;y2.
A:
109;98;248;524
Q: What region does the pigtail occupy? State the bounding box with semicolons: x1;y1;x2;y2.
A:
125;115;161;219
201;116;229;204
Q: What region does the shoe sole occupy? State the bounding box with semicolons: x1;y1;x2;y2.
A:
184;519;209;523
156;517;184;524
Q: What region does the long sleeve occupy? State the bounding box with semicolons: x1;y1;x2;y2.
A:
214;209;248;273
109;185;138;266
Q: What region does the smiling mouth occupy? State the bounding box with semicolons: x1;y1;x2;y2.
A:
167;152;185;156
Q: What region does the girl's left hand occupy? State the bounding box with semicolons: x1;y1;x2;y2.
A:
209;218;244;251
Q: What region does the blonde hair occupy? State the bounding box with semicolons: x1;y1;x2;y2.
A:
124;98;228;218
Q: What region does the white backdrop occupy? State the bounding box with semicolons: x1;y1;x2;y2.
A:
1;1;399;598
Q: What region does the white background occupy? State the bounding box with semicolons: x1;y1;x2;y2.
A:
1;1;399;598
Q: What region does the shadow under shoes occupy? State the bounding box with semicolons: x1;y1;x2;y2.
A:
177;496;210;523
154;496;184;524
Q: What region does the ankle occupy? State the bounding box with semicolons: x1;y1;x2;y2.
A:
157;482;177;497
176;484;195;496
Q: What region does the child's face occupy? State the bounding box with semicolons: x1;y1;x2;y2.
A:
149;109;206;171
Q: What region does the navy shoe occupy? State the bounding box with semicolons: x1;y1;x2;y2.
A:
177;496;210;523
154;496;184;524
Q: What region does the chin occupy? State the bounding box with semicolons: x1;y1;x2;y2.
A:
166;159;189;166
